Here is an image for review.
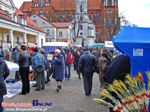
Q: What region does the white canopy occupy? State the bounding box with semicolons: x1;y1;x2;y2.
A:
43;42;69;46
104;41;114;48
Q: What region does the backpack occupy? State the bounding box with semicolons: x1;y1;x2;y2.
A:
36;54;44;74
36;65;44;74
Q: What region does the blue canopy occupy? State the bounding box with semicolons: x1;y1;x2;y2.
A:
112;26;150;83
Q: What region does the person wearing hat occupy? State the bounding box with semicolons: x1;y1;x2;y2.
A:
31;47;47;91
0;55;10;112
52;49;65;92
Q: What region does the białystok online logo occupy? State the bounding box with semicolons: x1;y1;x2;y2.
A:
32;100;52;106
2;100;53;107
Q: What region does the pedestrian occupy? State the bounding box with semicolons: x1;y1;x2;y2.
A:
78;48;97;96
31;47;47;91
58;47;66;62
52;49;65;92
102;55;130;112
18;44;31;95
103;55;131;84
0;47;6;59
0;55;10;112
98;48;111;87
39;48;51;83
13;46;20;81
65;50;74;79
28;46;37;87
73;49;81;79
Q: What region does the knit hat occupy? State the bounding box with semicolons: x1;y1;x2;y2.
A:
55;49;61;53
33;47;38;52
30;46;35;51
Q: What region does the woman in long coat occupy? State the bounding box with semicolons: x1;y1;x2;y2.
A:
52;49;65;92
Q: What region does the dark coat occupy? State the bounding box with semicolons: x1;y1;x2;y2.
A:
73;52;80;71
103;55;131;84
18;51;31;68
78;51;97;76
0;57;10;96
52;54;65;81
13;49;20;63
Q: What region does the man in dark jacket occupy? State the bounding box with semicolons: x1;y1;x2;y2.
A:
18;45;31;95
0;55;10;112
78;49;97;96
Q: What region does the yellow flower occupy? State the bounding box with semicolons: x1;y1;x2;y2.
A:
125;75;134;87
119;80;128;91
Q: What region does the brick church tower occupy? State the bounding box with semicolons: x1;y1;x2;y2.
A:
20;0;119;41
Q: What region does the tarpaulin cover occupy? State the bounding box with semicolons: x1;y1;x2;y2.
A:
5;61;19;71
112;26;150;84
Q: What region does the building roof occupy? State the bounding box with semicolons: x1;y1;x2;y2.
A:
26;17;44;32
20;1;32;12
9;0;16;9
34;14;70;28
51;0;101;11
37;15;56;27
0;8;12;21
15;9;44;32
20;0;101;12
0;8;44;33
51;22;70;28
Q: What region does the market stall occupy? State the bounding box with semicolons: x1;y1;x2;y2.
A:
112;26;150;83
42;42;69;53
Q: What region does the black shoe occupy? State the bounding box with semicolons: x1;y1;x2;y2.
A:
32;84;37;87
85;93;90;96
26;91;30;94
41;87;45;90
35;89;40;91
56;88;59;92
47;79;50;82
58;86;62;89
19;92;26;95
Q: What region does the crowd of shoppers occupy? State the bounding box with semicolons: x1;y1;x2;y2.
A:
0;44;131;112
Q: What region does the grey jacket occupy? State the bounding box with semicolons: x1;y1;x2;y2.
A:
18;52;31;68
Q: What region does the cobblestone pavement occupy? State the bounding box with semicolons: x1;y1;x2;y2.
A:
4;69;108;112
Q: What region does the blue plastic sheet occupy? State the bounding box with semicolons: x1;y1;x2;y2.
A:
112;26;150;83
112;26;150;111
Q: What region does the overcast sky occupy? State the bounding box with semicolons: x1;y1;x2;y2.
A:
13;0;150;27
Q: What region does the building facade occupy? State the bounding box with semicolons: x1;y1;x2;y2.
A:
20;0;119;41
31;14;72;43
0;0;45;48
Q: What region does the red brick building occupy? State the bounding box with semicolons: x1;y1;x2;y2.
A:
20;0;119;41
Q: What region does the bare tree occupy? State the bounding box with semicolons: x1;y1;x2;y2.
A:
104;12;137;40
